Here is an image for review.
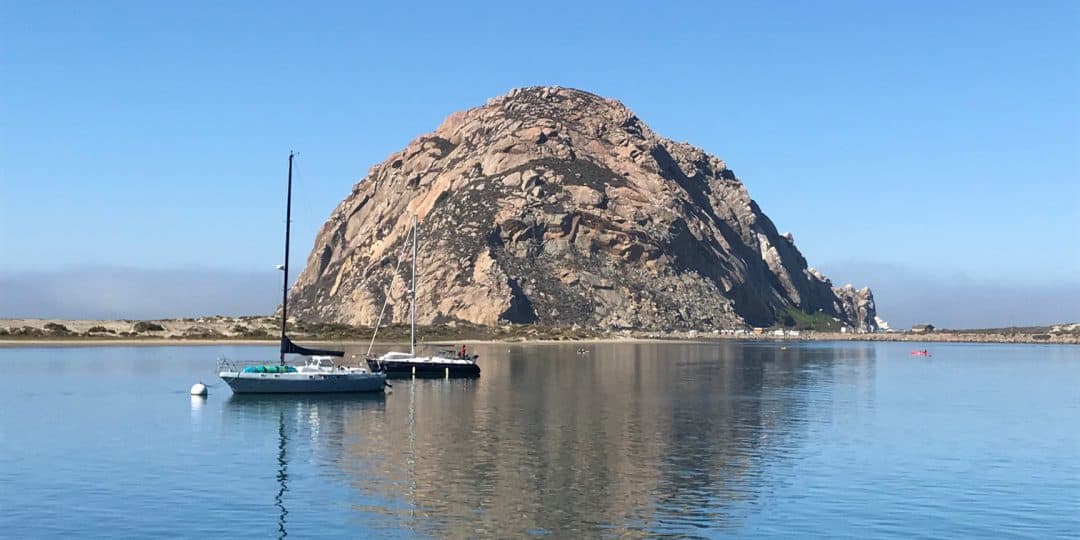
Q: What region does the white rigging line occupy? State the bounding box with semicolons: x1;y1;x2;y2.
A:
365;229;415;356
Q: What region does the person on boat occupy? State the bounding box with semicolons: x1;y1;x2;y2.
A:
459;344;467;358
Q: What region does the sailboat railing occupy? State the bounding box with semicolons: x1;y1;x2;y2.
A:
219;357;368;372
219;358;296;372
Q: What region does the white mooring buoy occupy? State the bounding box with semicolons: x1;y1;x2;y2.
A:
190;382;208;397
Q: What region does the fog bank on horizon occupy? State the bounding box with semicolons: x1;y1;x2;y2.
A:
1;265;1076;329
820;261;1080;329
0;268;281;320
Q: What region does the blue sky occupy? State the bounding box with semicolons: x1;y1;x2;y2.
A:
1;1;1077;326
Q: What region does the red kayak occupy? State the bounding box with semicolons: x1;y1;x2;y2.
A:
910;350;932;357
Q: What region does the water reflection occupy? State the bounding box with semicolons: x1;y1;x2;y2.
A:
275;410;288;539
8;343;1078;538
342;342;875;537
222;394;387;538
189;395;206;432
214;343;876;537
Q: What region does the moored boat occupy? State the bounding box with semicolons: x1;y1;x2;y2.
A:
218;153;385;394
220;348;386;394
368;350;481;379
364;216;481;379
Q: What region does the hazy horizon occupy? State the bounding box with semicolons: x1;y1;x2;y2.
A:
1;265;1076;330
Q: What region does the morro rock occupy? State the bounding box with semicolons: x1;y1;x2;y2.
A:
289;87;878;332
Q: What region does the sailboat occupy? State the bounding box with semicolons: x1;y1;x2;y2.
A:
366;216;482;378
218;153;387;393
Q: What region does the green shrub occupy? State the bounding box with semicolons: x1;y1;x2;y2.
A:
183;326;227;339
133;321;165;332
779;307;841;331
44;322;70;334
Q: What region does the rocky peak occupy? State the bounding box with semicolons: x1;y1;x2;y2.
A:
289;86;879;331
832;285;879;332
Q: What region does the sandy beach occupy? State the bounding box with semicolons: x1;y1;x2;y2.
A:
2;316;1076;348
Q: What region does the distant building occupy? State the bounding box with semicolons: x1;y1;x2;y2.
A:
911;324;935;334
752;327;765;335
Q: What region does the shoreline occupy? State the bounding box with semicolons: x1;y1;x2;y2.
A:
2;332;1075;348
3;317;1076;347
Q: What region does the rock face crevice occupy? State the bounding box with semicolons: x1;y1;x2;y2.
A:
289;86;879;332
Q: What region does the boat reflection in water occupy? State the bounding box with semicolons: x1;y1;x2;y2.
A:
218;342;876;537
222;393;387;539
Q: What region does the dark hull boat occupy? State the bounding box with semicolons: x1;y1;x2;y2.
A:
367;351;481;379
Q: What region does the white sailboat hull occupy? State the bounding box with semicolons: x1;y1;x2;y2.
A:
219;371;386;393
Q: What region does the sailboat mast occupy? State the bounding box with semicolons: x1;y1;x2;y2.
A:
280;152;294;365
410;215;417;356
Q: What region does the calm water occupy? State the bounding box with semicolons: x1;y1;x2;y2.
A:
1;341;1077;538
